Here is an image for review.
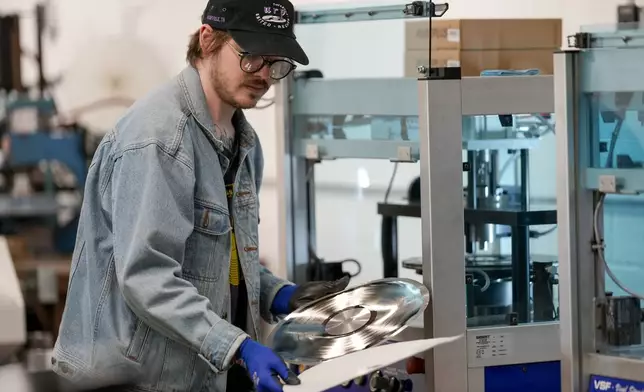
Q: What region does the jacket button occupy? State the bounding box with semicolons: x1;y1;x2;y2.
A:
60;363;69;374
51;357;56;365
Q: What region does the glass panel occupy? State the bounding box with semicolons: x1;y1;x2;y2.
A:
293;115;419;142
461;114;558;328
307;113;559;327
293;113;553;143
462;113;555;143
586;92;644;169
599;193;644;359
579;30;644;359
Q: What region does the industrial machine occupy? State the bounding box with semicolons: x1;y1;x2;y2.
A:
556;23;644;392
0;5;88;254
277;2;561;391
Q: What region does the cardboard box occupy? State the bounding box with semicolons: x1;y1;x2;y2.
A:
405;19;562;51
404;18;562;77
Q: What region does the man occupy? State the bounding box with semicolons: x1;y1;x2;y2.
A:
51;0;349;391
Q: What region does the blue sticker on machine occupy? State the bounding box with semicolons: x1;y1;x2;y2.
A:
589;375;644;391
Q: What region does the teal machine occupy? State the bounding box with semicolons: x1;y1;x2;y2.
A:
556;23;644;392
0;5;88;253
1;96;87;253
279;2;561;391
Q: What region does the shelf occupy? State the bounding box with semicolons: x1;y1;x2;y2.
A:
377;202;557;226
296;139;418;161
295;138;541;160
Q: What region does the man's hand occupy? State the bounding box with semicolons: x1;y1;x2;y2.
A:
237;339;300;392
288;275;350;311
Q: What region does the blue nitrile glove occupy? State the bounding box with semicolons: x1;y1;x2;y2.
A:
271;276;351;315
237;338;300;392
271;285;298;315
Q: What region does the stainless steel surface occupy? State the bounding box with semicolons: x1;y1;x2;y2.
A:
420;78;468;391
268;278;429;365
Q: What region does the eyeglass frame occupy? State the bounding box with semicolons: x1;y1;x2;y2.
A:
226;41;296;81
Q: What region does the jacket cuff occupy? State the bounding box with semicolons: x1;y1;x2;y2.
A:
199;319;249;373
261;281;293;323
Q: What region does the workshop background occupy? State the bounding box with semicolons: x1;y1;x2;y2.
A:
0;0;640;369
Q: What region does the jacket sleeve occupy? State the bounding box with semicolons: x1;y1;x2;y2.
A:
111;143;247;373
251;134;295;322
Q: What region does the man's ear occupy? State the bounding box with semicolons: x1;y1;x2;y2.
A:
199;24;214;53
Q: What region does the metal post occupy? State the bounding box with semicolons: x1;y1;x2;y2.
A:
555;50;597;392
419;75;468;392
275;77;315;284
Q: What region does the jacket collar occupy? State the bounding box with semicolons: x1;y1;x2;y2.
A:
178;66;256;151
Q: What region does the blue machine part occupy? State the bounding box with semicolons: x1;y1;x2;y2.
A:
5;96;56;117
484;361;561;392
588;375;644;392
9;132;87;188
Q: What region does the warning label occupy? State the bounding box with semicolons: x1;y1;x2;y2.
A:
473;333;512;359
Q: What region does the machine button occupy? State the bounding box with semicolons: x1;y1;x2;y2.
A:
389;377;402;392
369;372;404;392
406;357;424;374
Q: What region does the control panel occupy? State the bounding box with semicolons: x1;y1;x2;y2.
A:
323;358;426;392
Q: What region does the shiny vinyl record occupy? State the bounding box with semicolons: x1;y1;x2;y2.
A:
268;278;430;365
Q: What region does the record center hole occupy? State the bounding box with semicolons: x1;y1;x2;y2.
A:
324;306;373;336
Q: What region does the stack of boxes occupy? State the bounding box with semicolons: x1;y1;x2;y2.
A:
404;18;562;77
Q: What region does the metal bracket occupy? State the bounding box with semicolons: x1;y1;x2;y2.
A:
567;32;593;49
295;1;448;24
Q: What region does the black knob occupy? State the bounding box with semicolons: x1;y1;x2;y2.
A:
369;372;389;391
389;377;402;392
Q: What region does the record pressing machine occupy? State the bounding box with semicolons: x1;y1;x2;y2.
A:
275;2;561;391
556;24;644;392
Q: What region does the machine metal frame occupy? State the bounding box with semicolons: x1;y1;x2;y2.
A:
274;3;563;390
420;72;560;391
556;48;644;392
277;72;562;391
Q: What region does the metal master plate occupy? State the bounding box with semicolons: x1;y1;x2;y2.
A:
267;278;430;365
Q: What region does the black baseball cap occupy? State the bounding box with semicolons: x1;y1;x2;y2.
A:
202;0;309;65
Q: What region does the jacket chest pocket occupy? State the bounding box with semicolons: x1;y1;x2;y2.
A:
183;199;231;287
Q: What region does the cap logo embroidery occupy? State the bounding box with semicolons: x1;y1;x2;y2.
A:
256;3;290;29
206;15;225;23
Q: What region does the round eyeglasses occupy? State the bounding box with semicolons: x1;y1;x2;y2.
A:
227;42;296;80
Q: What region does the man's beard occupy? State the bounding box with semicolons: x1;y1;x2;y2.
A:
211;66;267;109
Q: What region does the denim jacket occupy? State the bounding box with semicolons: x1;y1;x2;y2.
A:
52;66;292;391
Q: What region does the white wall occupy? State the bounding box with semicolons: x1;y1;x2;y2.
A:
0;0;629;287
